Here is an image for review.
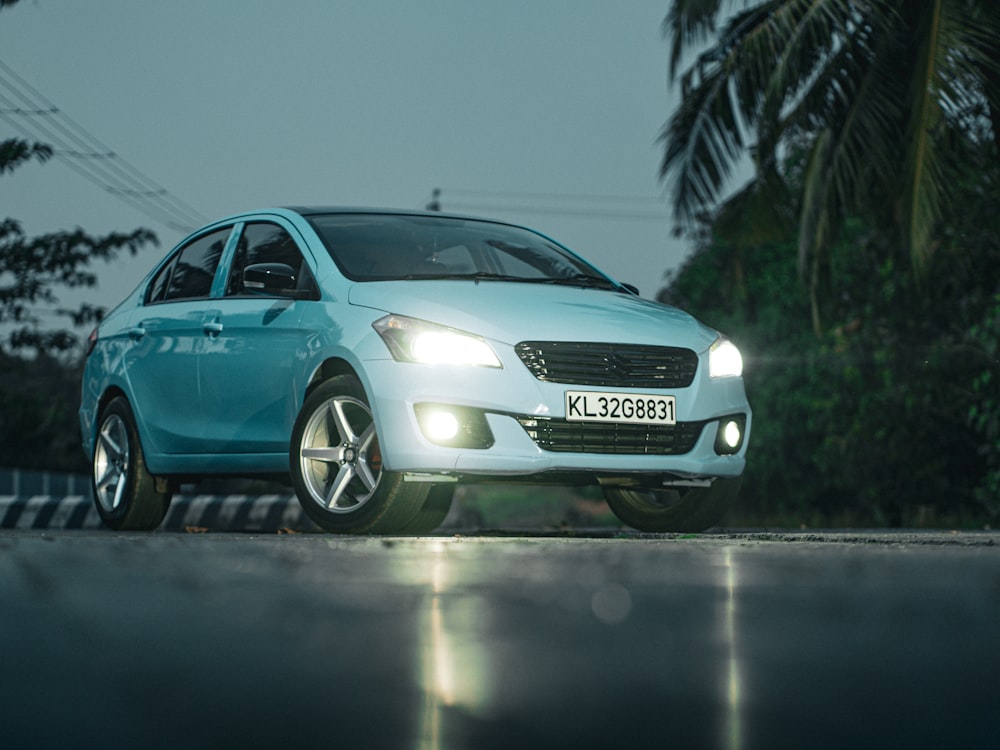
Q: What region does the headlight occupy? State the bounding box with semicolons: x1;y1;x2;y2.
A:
709;337;743;378
373;315;502;368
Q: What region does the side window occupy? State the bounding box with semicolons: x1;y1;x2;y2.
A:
226;222;317;297
160;228;231;302
146;256;176;304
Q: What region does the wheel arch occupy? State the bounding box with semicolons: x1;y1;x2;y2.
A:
83;385;130;458
97;385;129;419
305;357;361;398
92;387;163;473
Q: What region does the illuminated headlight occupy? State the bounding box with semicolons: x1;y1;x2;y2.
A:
373;315;501;368
709;337;743;378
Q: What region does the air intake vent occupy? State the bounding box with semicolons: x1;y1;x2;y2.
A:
517;417;706;455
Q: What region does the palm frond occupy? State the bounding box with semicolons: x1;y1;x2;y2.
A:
659;60;747;224
901;0;947;271
663;0;725;81
662;0;1000;294
798;129;835;335
898;0;998;270
746;0;858;168
784;15;902;214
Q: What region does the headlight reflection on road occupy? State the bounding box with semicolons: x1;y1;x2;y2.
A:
723;547;743;750
417;541;493;750
429;551;456;707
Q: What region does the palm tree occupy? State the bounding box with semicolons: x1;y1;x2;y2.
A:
659;0;1000;332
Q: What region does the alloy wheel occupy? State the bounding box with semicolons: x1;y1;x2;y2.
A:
93;413;130;514
298;395;382;513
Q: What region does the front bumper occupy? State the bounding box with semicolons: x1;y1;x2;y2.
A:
357;350;751;481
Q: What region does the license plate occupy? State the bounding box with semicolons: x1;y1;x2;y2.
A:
564;391;676;425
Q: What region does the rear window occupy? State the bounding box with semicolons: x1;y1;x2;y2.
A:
147;227;231;303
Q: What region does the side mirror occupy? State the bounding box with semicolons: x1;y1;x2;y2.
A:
243;263;298;297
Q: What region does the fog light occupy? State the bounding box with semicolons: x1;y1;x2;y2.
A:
414;403;495;449
723;420;741;449
714;415;746;455
423;410;460;442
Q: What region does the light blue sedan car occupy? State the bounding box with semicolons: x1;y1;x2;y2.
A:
80;208;750;533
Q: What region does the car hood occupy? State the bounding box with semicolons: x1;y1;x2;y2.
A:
347;280;718;351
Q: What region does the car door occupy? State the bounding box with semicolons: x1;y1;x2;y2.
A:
124;226;233;454
197;221;320;454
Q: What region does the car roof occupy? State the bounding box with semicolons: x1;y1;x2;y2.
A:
281;205;520;225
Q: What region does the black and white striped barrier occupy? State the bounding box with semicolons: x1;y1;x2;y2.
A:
0;494;318;532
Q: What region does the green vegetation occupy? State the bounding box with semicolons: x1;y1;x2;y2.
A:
659;211;999;527
0;138;155;356
658;0;1000;527
1;0;158;471
0;133;155;472
660;1;1000;332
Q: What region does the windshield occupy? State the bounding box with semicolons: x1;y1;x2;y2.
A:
305;213;618;288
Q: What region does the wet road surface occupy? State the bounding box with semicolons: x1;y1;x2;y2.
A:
1;529;997;749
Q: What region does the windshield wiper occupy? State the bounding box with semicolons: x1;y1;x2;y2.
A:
406;271;617;289
543;273;619;290
406;271;527;282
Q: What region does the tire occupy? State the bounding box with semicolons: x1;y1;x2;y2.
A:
92;397;172;531
398;485;455;534
290;375;429;534
603;477;741;533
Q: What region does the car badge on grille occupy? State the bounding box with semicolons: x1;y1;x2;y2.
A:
608;352;631;380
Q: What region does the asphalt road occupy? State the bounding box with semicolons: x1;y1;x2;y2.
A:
1;529;997;749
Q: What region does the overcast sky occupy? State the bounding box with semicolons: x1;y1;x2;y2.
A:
1;0;708;306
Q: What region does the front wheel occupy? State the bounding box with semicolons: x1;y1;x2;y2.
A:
603;477;741;533
290;375;428;534
91;397;172;530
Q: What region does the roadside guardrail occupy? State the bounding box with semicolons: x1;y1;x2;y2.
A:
0;493;315;532
0;468;316;531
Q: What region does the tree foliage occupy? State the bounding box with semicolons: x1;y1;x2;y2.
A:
0;348;88;472
658;1;1000;525
0;132;156;468
660;146;1000;527
0;139;157;355
0;138;51;172
1;0;160;470
661;0;1000;332
1;3;158;358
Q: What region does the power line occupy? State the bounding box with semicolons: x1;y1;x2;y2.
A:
0;58;207;231
440;187;666;205
0;58;208;233
0;60;205;231
444;201;670;221
425;187;670;221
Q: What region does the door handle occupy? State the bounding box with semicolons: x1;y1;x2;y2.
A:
127;326;146;340
203;321;224;336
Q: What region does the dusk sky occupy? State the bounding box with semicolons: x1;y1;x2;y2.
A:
0;1;735;309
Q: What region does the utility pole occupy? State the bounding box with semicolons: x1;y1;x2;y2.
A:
425;188;441;211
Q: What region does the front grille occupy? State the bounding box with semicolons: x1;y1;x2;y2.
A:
517;417;706;455
515;342;698;388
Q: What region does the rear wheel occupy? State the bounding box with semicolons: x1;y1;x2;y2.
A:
603;477;740;533
92;397;172;530
290;375;428;533
398;485;455;534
